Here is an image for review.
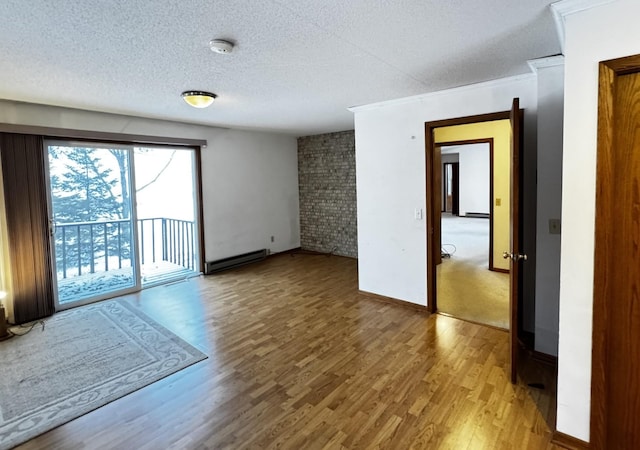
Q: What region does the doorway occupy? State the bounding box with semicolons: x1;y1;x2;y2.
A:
45;141;201;309
134;146;200;287
442;161;459;215
425;101;524;383
436;141;509;329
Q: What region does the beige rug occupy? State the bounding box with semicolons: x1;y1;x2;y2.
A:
0;300;207;450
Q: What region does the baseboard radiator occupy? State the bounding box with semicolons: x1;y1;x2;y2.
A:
465;212;490;219
204;249;267;274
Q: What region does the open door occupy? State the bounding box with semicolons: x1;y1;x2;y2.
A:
425;107;523;377
505;97;525;384
434;146;442;266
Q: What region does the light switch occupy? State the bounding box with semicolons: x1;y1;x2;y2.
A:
549;219;561;234
495;198;502;206
415;208;423;220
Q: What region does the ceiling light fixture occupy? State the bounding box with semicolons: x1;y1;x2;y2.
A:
181;91;217;108
209;39;234;54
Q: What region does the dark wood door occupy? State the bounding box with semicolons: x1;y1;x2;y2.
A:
451;162;459;216
592;55;640;450
508;97;522;384
434;146;442;266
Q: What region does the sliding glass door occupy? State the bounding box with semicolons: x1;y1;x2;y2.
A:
133;146;200;287
46;142;140;308
45;141;200;309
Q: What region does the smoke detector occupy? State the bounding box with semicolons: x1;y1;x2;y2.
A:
209;39;234;54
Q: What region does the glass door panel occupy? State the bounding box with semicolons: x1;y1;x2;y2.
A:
46;143;140;307
133;147;199;286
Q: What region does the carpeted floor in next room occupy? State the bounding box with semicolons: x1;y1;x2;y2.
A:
437;214;509;329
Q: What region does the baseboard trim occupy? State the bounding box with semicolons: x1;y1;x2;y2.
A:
283;248;357;259
532;350;558;367
269;247;302;256
490;267;510;274
359;291;429;313
520;330;535;351
551;431;590;449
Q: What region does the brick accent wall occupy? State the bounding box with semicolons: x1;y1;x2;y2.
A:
297;131;357;258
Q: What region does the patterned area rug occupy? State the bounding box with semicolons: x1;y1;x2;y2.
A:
0;300;207;450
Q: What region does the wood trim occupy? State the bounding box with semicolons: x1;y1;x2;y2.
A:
592;56;625;450
434;145;442;266
0;123;207;148
491;267;510;274
531;350;558;367
590;54;640;450
425;110;512;314
509;98;522;385
425;123;437;313
194;146;206;273
271;247;302;255
358;290;430;313
489;140;494;271
437;138;495;270
426;111;511;129
551;431;590;449
435;137;495;147
600;54;640;75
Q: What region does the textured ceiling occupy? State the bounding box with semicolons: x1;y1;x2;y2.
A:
0;0;560;136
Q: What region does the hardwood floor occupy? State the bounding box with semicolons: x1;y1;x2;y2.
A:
17;254;559;449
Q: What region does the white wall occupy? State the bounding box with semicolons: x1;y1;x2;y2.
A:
352;75;537;305
0;100;301;278
460;144;490;216
556;0;640;442
532;58;564;358
442;144;490;216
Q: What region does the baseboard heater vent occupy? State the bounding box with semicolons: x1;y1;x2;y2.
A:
465;212;490;219
205;249;267;274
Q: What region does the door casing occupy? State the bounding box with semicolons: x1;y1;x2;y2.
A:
425;107;523;383
437;139;496;270
591;53;640;449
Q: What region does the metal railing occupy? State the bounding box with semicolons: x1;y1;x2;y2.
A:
54;217;196;278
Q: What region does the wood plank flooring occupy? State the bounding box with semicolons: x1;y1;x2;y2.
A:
16;254;559;449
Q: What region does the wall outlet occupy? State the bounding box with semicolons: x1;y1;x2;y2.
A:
414;208;423;220
549;219;561;234
495;198;502;206
270;235;275;242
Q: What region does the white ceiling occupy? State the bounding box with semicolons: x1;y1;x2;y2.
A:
0;0;560;137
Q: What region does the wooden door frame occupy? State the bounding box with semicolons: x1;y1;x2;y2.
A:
442;162;452;213
451;162;460;216
437;138;496;270
591;53;640;449
441;161;460;215
425;111;511;314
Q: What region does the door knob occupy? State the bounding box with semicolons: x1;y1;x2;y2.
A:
503;251;527;261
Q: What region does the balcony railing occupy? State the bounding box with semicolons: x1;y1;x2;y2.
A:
54;217;197;279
